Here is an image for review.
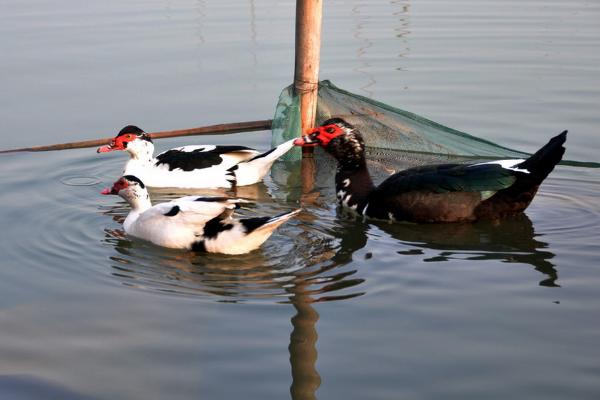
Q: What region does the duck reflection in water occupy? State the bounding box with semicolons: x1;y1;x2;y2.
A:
338;209;559;287
99;188;558;400
98;181;367;302
273;145;560;288
100;176;559;301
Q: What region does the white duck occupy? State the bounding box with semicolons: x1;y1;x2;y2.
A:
97;125;295;189
101;175;300;254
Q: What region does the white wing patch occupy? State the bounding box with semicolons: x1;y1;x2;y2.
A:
480;190;497;201
470;159;529;174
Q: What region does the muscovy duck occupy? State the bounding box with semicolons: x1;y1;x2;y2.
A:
101;175;300;254
97;125;295;189
294;118;566;223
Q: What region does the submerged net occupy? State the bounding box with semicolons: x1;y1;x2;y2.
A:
272;80;597;168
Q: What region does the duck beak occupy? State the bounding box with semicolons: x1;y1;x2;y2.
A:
293;137;307;146
293;129;320;147
97;144;116;153
101;186;118;195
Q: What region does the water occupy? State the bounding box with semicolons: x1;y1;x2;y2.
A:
1;1;599;399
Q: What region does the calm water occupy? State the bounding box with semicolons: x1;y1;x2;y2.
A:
1;1;600;399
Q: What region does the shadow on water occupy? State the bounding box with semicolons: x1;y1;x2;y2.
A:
100;211;367;303
99;184;562;400
99;150;564;300
283;213;560;400
95;151;593;400
99;179;367;303
353;212;559;287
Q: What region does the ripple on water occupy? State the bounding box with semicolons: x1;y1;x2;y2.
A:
526;176;600;239
99;201;367;303
96;158;600;300
1;152;120;278
60;176;102;186
8;149;596;303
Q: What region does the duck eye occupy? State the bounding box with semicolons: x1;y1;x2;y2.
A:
325;127;336;134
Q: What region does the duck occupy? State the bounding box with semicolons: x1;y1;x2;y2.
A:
101;175;301;254
97;125;295;189
294;117;567;223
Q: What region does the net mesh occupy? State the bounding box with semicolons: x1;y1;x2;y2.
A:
272;80;597;168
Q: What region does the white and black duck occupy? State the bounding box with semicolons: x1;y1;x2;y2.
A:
101;175;300;254
294;118;566;223
97;125;295;189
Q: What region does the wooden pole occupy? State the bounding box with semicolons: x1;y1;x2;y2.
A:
294;0;323;141
294;0;322;195
294;0;323;150
289;296;321;400
0;119;272;154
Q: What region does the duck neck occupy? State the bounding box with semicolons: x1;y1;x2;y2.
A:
132;196;152;212
335;161;375;213
122;191;152;213
127;140;155;163
122;194;152;231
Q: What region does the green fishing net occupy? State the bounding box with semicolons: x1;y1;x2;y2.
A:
272;80;597;168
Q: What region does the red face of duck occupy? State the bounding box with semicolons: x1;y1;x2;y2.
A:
101;177;129;195
97;134;138;153
97;125;147;153
293;123;346;148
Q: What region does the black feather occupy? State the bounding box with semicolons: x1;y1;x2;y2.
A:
203;216;234;239
116;125;152;142
194;197;233;202
155;146;255;172
117;125;144;137
163;205;180;217
123;175;146;189
239;216;271;233
517;130;566;182
246;147;276;162
375;163;517;196
239;211;291;233
191;240;206;252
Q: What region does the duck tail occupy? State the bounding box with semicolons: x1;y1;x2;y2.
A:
474;131;567;219
237;209;301;249
199;209;301;255
517;130;567;184
232;139;296;186
239;209;301;236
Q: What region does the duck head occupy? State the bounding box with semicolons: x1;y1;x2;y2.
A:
97;125;154;159
294;118;367;168
101;175;151;210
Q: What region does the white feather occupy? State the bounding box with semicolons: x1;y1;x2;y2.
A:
470;159;529;174
112;137;292;189
111;178;298;254
234;139;296;186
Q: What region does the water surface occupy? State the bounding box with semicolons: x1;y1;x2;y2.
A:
1;1;599;399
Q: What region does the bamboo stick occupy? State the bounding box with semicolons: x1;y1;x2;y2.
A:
294;0;323;198
0;119;273;154
294;0;323;152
